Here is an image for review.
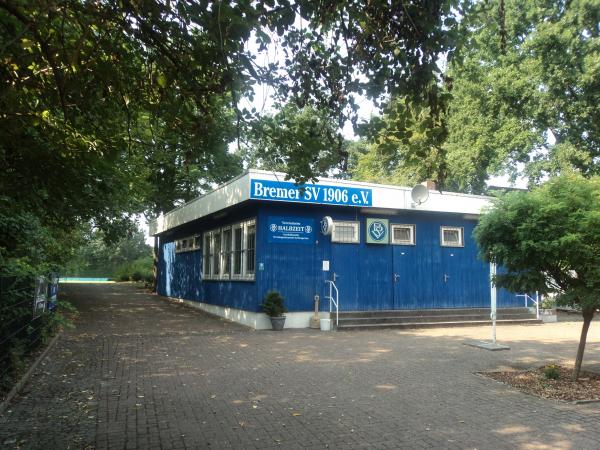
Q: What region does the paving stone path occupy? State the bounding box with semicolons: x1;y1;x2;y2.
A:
1;283;600;449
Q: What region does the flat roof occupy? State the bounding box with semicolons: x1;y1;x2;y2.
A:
148;169;493;236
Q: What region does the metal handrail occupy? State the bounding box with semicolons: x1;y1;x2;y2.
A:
516;291;540;319
324;280;339;327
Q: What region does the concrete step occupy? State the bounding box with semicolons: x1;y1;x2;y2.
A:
336;313;539;326
336;307;531;319
336;318;543;331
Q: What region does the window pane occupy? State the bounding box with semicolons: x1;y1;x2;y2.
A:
203;234;211;275
246;224;256;273
233;227;242;275
338;225;354;240
194;235;202;248
394;227;411;242
213;231;221;275
443;229;459;243
223;228;232;275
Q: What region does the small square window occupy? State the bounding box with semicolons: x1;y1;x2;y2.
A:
440;226;464;247
332;221;360;243
391;224;415;245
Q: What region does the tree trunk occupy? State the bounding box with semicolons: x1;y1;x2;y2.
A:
573;308;594;381
152;236;159;293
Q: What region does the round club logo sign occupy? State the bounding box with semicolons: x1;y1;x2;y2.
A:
366;218;389;244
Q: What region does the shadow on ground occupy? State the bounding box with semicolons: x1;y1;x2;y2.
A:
1;283;599;449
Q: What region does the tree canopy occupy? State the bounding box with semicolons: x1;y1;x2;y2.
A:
352;0;600;193
0;0;460;276
3;0;600;280
474;174;600;379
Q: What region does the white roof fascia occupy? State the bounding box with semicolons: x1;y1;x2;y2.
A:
247;170;491;216
148;172;251;236
149;169;493;236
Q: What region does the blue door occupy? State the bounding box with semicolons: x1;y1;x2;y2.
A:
330;244;394;311
392;244;435;309
329;244;360;310
436;248;465;308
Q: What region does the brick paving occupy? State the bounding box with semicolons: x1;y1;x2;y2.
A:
1;283;600;449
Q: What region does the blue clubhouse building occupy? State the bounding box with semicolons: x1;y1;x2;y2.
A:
149;170;521;329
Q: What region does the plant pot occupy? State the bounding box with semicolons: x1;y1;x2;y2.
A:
270;315;286;331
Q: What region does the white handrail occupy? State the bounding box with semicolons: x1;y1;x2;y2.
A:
324;280;339;327
516;291;540;319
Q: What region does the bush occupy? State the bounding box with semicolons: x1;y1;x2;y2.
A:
118;273;130;282
131;271;143;282
544;364;560;380
541;296;556;309
261;290;287;317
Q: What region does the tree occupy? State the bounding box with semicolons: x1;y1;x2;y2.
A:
350;91;451;188
0;0;464;286
64;225;152;278
474;174;600;380
446;0;600;185
241;103;351;177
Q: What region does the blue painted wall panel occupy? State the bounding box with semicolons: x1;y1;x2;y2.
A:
157;204;260;311
156;200;522;313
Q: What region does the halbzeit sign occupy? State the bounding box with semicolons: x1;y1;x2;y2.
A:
250;179;372;207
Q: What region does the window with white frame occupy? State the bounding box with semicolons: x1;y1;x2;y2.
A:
203;219;256;281
331;221;360;243
391;224;415;245
440;226;464;247
175;235;201;253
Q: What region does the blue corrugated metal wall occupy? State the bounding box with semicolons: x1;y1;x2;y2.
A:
157;205;260;311
156;201;522;313
256;203;520;311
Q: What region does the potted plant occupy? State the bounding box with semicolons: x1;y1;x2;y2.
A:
261;290;287;331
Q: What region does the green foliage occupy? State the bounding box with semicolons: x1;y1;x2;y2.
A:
131;271;143;282
543;365;560;380
475;174;600;380
64;226;152;278
541;297;556;310
243;104;352;181
351;90;451;188
0;0;463;288
114;256;154;283
261;291;287;317
446;0;600;186
39;298;77;341
474;174;600;314
352;0;600;193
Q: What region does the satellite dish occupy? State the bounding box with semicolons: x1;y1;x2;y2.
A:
411;184;429;205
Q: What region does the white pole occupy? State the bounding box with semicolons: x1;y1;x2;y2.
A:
490;262;497;344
